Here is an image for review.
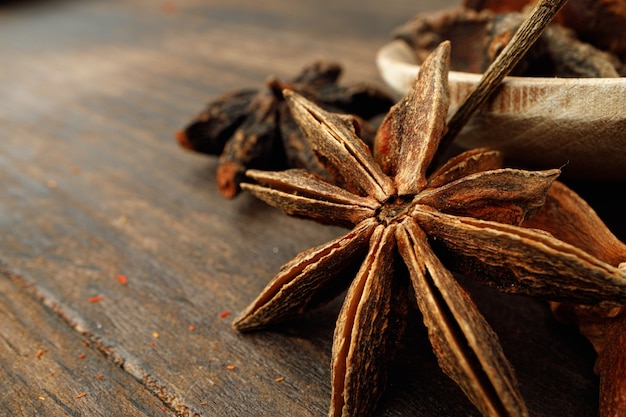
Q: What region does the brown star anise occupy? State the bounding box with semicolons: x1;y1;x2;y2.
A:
233;41;626;417
176;60;394;198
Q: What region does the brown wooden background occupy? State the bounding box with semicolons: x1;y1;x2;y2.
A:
0;0;620;415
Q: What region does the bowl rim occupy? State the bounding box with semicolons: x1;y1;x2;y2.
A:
377;39;626;95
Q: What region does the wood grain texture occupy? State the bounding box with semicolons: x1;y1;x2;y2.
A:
0;270;175;417
0;0;614;416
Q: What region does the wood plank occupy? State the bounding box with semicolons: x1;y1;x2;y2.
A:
0;0;610;415
0;270;175;417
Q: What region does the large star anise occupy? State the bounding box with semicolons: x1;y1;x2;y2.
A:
233;42;626;417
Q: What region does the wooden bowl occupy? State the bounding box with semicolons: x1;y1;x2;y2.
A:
377;39;626;180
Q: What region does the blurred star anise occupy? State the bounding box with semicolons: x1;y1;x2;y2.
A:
233;41;626;417
176;60;394;198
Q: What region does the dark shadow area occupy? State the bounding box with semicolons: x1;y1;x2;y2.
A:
560;179;626;242
0;0;74;8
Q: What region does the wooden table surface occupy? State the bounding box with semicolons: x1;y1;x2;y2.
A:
1;0;621;416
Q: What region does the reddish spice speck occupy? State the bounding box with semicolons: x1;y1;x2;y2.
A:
160;2;177;14
275;377;285;382
150;341;156;347
35;349;45;359
97;374;103;380
88;296;103;303
79;353;86;359
75;392;87;399
219;311;231;319
188;325;196;331
226;365;236;370
82;341;89;348
116;274;128;285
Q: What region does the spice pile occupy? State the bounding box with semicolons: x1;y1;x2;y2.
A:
396;0;625;78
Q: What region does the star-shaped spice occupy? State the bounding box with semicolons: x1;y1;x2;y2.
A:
176;60;394;198
233;42;626;417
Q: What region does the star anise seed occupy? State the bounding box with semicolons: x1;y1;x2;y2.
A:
176;60;394;198
234;41;626;417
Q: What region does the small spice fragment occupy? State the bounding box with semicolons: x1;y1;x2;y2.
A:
177;61;394;198
88;296;103;303
226;365;236;371
79;353;86;359
219;310;231;319
275;376;285;382
75;392;87;399
97;374;104;380
160;1;177;15
152;331;159;339
116;274;128;285
35;349;45;359
188;325;196;331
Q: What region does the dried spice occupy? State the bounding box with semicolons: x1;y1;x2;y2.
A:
466;0;626;61
233;38;626;416
394;6;621;78
176;61;394;198
522;181;626;417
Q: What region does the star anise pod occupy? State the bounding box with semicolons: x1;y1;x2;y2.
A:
232;41;626;417
522;181;626;417
176;60;394;198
